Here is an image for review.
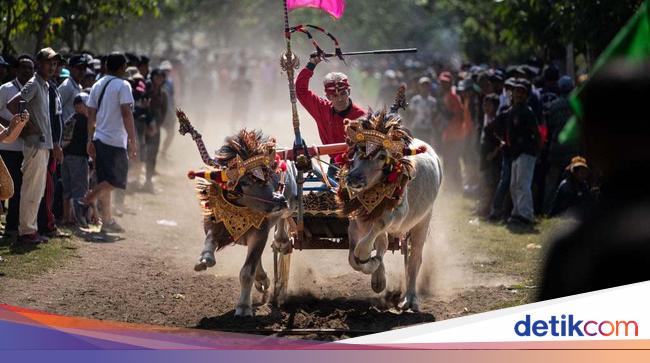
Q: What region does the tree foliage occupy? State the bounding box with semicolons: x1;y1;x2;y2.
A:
1;0;646;69
1;0;156;55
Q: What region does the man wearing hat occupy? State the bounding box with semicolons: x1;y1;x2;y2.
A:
548;156;595;217
505;78;540;225
295;53;366;180
7;47;61;244
59;54;90;123
487;69;507;111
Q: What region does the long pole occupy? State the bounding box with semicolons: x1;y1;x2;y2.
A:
282;0;305;242
322;48;417;58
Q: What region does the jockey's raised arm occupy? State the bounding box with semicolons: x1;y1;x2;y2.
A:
294;53;366;180
294;54;366;147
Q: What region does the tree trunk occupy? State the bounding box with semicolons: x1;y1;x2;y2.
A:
34;0;61;53
566;43;575;80
1;5;16;56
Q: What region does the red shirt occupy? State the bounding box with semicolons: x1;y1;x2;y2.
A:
441;90;469;142
295;67;366;150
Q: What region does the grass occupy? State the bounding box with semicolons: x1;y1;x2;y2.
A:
0;228;80;279
433;194;576;307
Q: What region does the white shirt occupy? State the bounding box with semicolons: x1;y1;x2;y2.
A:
58;76;81;123
87;75;134;149
0;79;24;151
409;94;437;130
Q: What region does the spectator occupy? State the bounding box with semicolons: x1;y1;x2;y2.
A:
58;54;89;122
128;65;149;188
438;71;466;192
543;75;580;214
407;77;438;148
142;68;168;192
488;69;507;112
137;55;150;79
61;93;90;227
506;79;541;225
84;52;137;233
478;93;504;217
377;69;400;109
0;55;34;236
7;48;61;244
488;77;518;221
159;60;176;157
539;60;650;300
81;68;96;90
37;57;65;238
548;156;596;217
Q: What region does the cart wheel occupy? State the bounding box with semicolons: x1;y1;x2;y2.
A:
272;248;291;306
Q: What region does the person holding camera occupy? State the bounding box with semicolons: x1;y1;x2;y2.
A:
0;55;33;236
7;48;61;245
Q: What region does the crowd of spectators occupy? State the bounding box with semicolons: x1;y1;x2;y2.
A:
0;49;177;245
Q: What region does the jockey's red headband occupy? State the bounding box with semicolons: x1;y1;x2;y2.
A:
324;79;350;96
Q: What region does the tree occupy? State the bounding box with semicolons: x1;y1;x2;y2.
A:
0;0;156;55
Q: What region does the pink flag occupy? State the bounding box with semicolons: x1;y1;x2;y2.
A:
287;0;346;19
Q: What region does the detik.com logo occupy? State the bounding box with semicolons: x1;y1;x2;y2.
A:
515;315;639;337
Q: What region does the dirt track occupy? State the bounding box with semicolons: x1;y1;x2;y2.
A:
0;110;529;340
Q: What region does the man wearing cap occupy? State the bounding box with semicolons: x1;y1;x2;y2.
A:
548;156;595;217
505;78;540;225
6;47;61;244
37;55;66;237
59;54;89;123
295;53;366;180
0;55;34;236
487;69;507;112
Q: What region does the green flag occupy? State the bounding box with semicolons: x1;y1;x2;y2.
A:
559;0;650;144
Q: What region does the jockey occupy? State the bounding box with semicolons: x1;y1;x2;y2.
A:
295;53;366;180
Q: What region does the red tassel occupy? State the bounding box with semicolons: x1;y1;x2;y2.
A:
387;169;399;183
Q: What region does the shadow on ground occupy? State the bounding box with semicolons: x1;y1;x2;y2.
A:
195;293;435;339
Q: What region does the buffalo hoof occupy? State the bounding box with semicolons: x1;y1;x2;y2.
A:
193;253;216;272
235;304;253;317
398;294;420;312
255;275;271;293
371;262;386;293
353;243;373;264
356;256;381;275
